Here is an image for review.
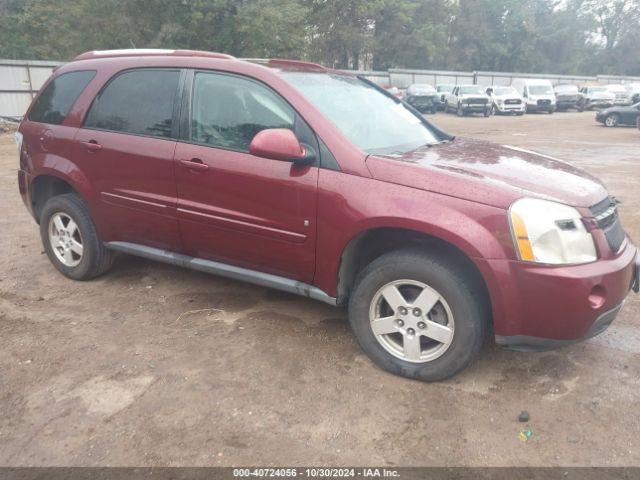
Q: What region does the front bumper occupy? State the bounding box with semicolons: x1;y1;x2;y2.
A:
479;242;638;351
462;103;490;112
526;102;555;112
495;103;525;113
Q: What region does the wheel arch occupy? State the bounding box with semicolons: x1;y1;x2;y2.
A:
335;226;493;320
30;169;94;223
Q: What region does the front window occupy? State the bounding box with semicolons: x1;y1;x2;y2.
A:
437;85;454;93
528;85;553;95
282;72;440;155
459;86;485;95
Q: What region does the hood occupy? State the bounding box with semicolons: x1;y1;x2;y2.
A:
591;91;616;100
365;138;608;209
494;94;522;100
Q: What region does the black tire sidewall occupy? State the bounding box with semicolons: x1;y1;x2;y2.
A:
39;194;101;280
348;250;487;381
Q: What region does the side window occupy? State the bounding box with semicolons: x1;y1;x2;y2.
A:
85;69;180;138
28;70;95;125
191;72;295;151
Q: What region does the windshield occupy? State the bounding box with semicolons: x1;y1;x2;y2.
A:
282;72;440;155
494;86;518;96
528;85;553;95
588;87;606;93
437;85;454;92
459;86;485;95
555;85;578;93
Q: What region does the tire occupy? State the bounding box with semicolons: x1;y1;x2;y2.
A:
604;114;620;127
491;104;497;115
444;101;449;113
430;106;437;115
484;108;491;117
457;103;464;117
39;193;114;280
348;249;489;382
548;108;554;114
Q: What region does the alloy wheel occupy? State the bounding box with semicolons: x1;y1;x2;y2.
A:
368;279;455;363
48;212;83;267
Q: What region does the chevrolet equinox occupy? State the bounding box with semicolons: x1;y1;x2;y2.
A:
16;50;639;381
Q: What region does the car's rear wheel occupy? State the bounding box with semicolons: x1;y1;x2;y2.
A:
604;113;620;127
40;193;114;280
348;249;488;381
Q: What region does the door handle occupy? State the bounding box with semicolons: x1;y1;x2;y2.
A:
80;140;102;152
179;158;209;171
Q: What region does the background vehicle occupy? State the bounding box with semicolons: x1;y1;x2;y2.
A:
511;78;556;113
596;102;640;127
578;85;616;110
605;84;633;106
435;84;455;110
627;84;640;104
485;86;525;115
554;84;583;111
444;85;491;116
16;50;639;382
405;84;439;113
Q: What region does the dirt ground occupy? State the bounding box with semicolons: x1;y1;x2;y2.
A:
1;112;639;467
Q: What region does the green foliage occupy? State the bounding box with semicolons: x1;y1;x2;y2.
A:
0;0;639;75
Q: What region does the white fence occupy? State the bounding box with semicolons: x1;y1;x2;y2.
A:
2;57;640;118
0;59;63;119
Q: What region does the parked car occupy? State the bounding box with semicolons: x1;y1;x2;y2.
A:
511;79;556;113
596;102;640;127
444;85;491;116
405;84;439;114
554;84;583;111
605;85;633;106
16;49;639;382
626;84;640;104
435;84;455;110
485;86;525;115
578;85;616;110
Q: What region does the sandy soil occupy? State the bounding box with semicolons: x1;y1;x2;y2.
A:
1;111;639;466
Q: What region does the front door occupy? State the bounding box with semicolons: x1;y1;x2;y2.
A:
74;68;183;250
174;71;319;282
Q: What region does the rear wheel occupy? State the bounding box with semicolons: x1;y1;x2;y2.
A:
604;114;620;127
348;249;488;381
40;193;114;280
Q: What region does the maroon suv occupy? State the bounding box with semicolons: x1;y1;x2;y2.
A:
16;50;639;381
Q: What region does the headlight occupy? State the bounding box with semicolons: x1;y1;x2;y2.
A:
509;198;597;265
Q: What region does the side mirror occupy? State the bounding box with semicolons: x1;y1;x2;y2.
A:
249;128;316;166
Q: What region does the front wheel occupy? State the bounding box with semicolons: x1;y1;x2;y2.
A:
457;103;464;116
348;249;488;381
604;114;620;127
40;193;114;280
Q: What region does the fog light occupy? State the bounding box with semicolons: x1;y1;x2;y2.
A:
588;285;606;309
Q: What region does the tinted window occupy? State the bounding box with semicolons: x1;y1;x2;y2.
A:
28;71;95;125
85;69;179;138
191;72;295;151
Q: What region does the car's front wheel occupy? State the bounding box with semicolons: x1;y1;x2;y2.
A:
348;249;488;381
604;113;620;127
457;103;464;116
40;193;114;280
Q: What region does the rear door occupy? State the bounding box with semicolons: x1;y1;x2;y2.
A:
173;70;319;282
74;68;183;250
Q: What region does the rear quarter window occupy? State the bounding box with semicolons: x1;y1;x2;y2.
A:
28;70;96;125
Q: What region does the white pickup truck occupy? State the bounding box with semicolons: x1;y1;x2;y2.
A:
444;85;492;116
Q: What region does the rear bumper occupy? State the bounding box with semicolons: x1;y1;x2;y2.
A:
478;242;638;351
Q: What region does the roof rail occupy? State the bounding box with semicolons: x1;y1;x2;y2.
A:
73;49;235;61
267;59;327;71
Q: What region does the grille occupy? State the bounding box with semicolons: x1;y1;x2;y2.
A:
505;99;521;105
589;196;625;252
466;97;488;105
537;99;551;106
